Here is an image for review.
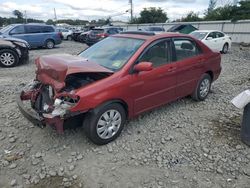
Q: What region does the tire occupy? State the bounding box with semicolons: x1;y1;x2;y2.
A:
84;103;126;145
67;35;72;41
0;49;19;67
45;40;55;49
191;73;212;101
222;43;229;54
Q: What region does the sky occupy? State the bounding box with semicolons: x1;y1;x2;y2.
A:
0;0;234;22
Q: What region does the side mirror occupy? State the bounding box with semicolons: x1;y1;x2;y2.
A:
206;37;213;40
134;62;153;72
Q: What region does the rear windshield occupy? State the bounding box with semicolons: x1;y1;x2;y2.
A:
90;29;104;34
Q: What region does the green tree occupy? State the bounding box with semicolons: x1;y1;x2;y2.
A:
204;5;235;21
180;11;202;22
13;10;23;19
134;7;168;24
46;19;55;25
233;1;250;20
207;0;217;14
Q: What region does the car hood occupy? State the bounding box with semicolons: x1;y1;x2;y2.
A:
35;54;113;92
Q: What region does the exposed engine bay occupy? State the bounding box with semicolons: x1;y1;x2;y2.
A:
28;72;110;118
62;72;109;92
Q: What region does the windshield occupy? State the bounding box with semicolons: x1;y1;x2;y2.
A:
0;25;14;34
79;37;144;71
190;32;208;40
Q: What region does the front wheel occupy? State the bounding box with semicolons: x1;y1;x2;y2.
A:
0;49;19;67
192;74;212;101
84;103;126;145
222;43;229;54
67;35;72;41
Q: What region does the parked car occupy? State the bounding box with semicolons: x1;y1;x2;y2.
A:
143;26;165;34
167;24;198;34
72;30;85;41
0;37;29;67
190;30;232;54
85;27;123;46
17;31;221;145
56;28;73;40
77;31;91;43
0;24;62;49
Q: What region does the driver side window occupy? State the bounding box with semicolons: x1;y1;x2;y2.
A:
207;32;216;39
139;40;169;67
9;25;25;35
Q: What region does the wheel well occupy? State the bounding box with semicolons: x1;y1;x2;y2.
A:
205;71;214;81
95;99;129;118
45;39;55;43
0;48;18;56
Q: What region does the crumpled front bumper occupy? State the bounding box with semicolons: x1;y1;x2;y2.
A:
17;92;64;133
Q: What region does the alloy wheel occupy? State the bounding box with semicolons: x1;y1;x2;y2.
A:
200;78;210;98
96;109;122;139
0;52;15;66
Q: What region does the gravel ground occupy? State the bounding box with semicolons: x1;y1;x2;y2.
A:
0;41;250;188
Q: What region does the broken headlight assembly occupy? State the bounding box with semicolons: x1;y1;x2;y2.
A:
43;94;80;118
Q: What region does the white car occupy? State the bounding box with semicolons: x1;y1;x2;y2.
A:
190;30;232;54
57;28;73;40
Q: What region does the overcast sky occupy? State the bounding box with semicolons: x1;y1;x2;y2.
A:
0;0;234;21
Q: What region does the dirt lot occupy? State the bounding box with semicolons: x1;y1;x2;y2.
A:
0;41;250;188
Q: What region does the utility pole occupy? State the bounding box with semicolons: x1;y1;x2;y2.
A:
129;0;133;22
24;10;27;23
54;8;57;22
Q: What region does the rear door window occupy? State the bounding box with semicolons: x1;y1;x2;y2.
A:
173;39;201;61
42;26;54;33
25;25;42;33
9;25;25;35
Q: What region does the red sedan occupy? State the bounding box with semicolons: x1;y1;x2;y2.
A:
17;31;221;145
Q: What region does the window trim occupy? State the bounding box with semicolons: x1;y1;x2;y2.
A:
171;37;203;62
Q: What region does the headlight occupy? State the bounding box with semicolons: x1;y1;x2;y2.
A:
14;41;28;48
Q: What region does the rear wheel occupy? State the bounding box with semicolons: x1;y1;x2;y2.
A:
45;40;55;49
84;103;126;145
222;43;229;54
192;74;212;101
0;49;19;67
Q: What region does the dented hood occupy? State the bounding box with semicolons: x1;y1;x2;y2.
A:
35;54;113;92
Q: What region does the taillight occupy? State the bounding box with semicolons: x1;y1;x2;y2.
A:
58;32;63;38
97;33;108;38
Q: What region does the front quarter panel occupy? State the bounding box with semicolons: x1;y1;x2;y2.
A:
70;73;134;118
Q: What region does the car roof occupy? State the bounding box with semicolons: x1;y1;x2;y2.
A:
114;32;192;40
192;30;224;33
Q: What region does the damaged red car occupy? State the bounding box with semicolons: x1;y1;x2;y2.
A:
17;31;221;145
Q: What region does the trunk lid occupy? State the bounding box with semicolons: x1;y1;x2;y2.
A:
35;54;113;92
